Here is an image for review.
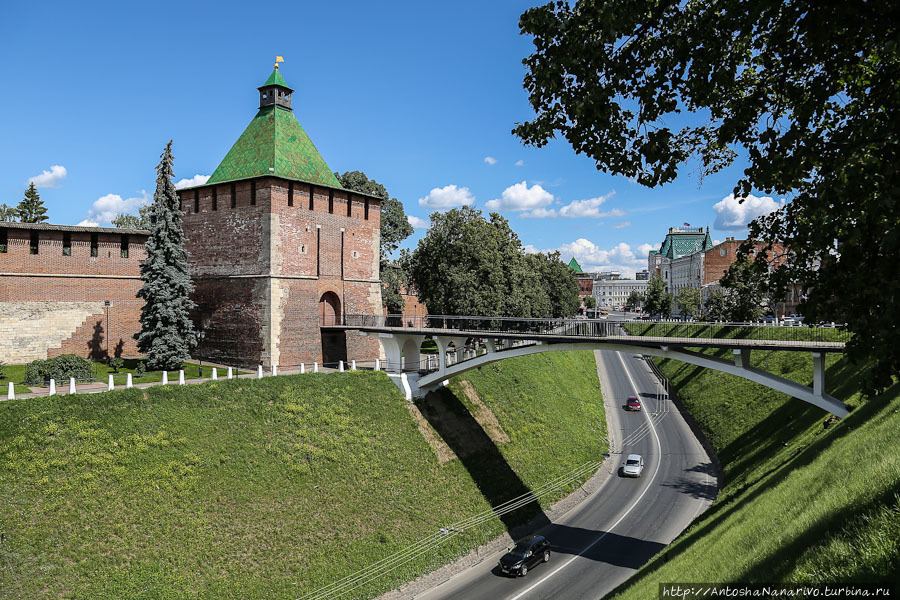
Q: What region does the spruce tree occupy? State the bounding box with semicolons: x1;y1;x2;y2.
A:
17;183;48;223
135;141;196;370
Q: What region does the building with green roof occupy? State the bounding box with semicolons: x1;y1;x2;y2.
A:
178;65;383;372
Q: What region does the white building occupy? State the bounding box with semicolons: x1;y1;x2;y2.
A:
593;279;649;309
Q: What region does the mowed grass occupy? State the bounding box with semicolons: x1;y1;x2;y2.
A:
447;350;607;505
0;351;606;599
608;334;899;597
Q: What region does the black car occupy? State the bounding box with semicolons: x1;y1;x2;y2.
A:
498;535;551;577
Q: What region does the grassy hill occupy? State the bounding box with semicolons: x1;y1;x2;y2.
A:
609;334;900;597
0;351;605;599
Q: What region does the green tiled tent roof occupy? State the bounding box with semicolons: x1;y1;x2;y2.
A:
262;69;290;89
567;257;584;273
207;105;341;187
658;229;713;259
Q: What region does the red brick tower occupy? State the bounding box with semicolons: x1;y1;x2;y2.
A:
178;65;383;368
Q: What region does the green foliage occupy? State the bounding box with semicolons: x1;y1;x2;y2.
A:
109;357;125;373
515;0;899;391
0;355;606;598
583;295;596;309
674;287;700;317
0;203;18;222
111;205;151;230
643;274;673;318
609;343;899;596
135;361;146;377
381;262;407;314
23;354;92;385
720;257;765;321
625;289;644;311
135;141;196;371
17;182;48;223
0;360;6;380
703;289;730;321
408;207;578;317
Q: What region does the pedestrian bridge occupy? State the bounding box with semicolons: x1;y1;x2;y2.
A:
322;314;851;417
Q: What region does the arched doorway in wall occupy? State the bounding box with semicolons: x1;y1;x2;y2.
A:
319;291;347;366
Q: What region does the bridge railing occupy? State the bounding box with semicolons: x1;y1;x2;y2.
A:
333;314;849;345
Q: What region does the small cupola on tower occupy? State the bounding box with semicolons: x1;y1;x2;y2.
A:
258;58;293;111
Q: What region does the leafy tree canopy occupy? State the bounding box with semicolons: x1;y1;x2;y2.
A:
17;183;48;223
0;203;18;222
675;287;701;318
112;205;151;230
516;0;899;390
643;274;672;318
703;289;730;322
720;257;766;322
625;289;644;311
408;207;578;318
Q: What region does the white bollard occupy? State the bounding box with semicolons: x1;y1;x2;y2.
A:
257;365;263;379
108;374;114;391
339;360;344;372
227;367;233;379
126;373;133;388
178;370;185;385
375;359;380;371
49;379;56;396
272;365;278;377
69;378;76;395
300;363;305;374
7;381;14;400
162;371;168;385
212;367;218;380
314;362;319;373
351;360;356;371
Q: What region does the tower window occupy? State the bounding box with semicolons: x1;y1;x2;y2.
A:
364;198;369;220
212;187;218;211
194;190;200;213
347;194;352;217
309;186;314;210
251;180;257;206
0;228;7;253
288;182;294;207
90;233;98;257
230;183;236;208
63;232;71;256
328;190;333;214
121;235;129;258
30;231;39;255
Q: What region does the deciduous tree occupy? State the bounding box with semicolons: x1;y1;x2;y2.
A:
0;204;17;222
675;287;701;318
112;205;151;229
643;275;672;318
135;141;196;370
515;0;900;390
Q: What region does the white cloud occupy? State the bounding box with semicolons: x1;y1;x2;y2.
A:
28;165;67;188
536;238;654;277
519;190;622;219
418;184;475;209
76;219;99;227
83;190;151;226
614;221;632;229
486;181;554;212
514;160;524;167
484;156;498;165
713;193;785;231
175;174;210;189
407;215;428;229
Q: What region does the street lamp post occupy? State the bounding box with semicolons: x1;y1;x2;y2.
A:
196;329;206;377
104;300;111;361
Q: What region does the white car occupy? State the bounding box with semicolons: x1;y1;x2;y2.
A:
623;454;644;477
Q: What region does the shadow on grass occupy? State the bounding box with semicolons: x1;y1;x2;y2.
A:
417;387;551;535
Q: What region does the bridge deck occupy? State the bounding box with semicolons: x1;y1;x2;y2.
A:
321;325;846;353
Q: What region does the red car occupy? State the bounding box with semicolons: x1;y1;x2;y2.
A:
626;396;642;411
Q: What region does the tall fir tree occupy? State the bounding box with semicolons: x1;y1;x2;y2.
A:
135;141;196;370
17;182;48;223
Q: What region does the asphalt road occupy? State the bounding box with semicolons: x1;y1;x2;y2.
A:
414;350;716;600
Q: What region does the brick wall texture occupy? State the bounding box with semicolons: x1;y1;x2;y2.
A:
0;176;384;368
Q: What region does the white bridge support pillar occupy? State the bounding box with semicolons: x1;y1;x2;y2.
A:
733;348;751;369
377;333;426;374
813;352;825;397
434;336;468;372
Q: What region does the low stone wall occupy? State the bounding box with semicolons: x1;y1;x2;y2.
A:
0;301;105;364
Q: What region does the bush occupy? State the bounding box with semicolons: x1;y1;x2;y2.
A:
24;355;93;385
0;360;6;380
109;357;124;373
135;362;146;377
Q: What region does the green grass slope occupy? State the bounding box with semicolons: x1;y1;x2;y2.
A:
610;339;900;597
0;351;606;599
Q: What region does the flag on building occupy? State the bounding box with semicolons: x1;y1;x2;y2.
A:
683;222;690;227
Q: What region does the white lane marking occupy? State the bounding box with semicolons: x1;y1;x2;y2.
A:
507;352;664;600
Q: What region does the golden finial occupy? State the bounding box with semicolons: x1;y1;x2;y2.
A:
274;56;284;70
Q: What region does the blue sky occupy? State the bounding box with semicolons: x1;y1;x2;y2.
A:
0;0;783;277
